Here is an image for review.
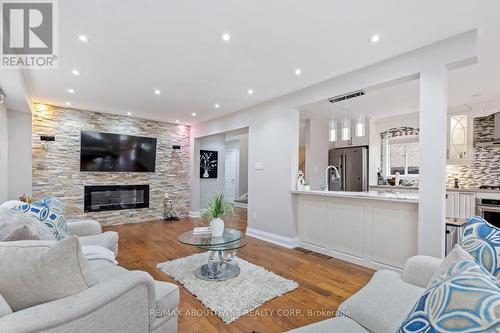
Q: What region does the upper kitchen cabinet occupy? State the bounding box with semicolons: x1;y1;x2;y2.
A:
333;119;370;148
447;110;473;165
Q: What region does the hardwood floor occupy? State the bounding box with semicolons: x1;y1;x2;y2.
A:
104;209;374;333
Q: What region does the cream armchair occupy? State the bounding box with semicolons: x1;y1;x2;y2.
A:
66;219;119;256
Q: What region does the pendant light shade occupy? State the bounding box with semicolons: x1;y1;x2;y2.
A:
341;117;350;141
329;119;337;142
355;114;366;137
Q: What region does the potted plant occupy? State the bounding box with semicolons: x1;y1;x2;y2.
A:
202;193;234;237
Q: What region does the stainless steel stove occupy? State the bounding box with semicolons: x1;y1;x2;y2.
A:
476;186;500;226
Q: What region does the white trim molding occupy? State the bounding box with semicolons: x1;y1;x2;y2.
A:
188;211;201;218
246;227;299;249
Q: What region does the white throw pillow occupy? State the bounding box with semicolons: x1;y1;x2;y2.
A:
0;294;12;317
0;207;55;241
0;236;98;311
0;201;25;210
427;244;474;288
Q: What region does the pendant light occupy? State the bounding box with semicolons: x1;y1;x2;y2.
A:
329;107;337;142
329;120;337;142
355;114;366;137
341;107;350;141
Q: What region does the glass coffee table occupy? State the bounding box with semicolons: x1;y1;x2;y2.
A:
178;228;247;281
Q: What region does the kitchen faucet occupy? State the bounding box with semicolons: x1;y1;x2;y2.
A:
325;165;341;191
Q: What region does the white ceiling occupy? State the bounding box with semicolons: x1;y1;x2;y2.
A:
300;21;500;121
3;0;500;124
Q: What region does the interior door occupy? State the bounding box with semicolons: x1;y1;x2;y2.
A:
224;149;238;203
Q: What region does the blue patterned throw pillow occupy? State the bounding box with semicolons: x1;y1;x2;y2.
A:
397;259;500;333
461;216;500;278
16;198;69;240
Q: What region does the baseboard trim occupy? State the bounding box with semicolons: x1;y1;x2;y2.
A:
246;227;299;249
188;211;201;218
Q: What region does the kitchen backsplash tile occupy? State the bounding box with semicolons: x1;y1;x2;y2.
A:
446;114;500;187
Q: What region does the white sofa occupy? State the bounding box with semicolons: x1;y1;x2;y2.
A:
0;219;180;333
287;255;443;333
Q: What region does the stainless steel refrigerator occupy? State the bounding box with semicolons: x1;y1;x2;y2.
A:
328;147;368;191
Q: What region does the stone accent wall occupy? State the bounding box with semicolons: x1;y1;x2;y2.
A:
446;114;500;187
32;106;190;226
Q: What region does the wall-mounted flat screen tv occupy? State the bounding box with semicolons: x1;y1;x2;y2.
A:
80;131;157;172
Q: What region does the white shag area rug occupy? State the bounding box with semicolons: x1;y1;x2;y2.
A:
157;252;299;324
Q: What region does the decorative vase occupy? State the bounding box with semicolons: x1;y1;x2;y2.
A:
210;218;224;237
296;170;305;191
203;170;209;178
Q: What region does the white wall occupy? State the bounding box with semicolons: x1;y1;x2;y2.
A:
198;134;226;208
7;110;32;200
0;105;8;203
305;117;329;190
191;31;477;251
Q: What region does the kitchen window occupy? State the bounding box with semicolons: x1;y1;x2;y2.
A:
384;138;419;176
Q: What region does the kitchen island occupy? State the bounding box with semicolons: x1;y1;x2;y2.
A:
292;190;419;271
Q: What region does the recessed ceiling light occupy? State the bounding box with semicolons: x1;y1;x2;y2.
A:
67;88;75;93
78;34;88;42
154;89;161;95
72;69;80;76
214;103;220;109
248;89;254;95
127;112;132;115
191;112;197;117
370;34;381;43
221;33;231;42
65;102;71;106
294;68;302;76
175;120;179;123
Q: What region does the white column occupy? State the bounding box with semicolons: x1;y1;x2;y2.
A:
418;66;448;258
0;105;8;203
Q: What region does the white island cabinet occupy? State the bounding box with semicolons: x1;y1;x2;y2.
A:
293;190;419;271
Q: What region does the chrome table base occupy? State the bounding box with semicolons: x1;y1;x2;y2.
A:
194;250;240;281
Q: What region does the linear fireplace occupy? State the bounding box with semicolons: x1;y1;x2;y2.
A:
84;185;150;213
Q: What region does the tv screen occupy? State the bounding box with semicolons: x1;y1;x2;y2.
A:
80;131;157;172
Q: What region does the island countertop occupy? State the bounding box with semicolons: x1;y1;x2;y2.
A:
291;189;419;203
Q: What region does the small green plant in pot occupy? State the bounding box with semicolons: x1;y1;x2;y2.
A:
202;193;234;237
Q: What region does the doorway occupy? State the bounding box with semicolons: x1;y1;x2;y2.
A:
196;127;249;211
224;147;239;203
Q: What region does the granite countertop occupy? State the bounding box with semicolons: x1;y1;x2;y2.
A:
369;184;500;193
446;218;467;227
370;185;418;190
291;190;419;203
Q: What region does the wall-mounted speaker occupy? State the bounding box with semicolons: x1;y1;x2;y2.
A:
40;135;55;141
172;145;181;150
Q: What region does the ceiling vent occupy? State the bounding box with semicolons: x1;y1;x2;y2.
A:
329;90;365;104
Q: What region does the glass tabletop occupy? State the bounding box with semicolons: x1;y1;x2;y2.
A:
197;238;247;251
178;228;242;246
